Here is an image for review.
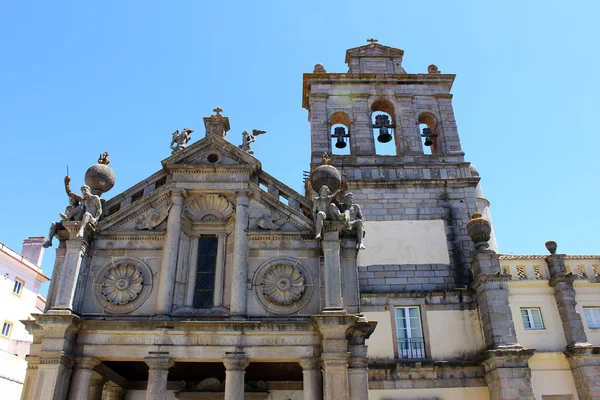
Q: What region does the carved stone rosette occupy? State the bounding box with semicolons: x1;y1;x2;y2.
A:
92;257;153;314
262;264;305;305
252;257;314;315
101;264;144;305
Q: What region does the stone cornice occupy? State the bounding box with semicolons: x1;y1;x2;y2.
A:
347;177;479;190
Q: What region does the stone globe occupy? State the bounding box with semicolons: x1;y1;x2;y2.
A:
310;164;341;194
85;163;116;196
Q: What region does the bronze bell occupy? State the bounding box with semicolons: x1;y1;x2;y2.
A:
422;127;433;146
334;127;347;149
375;114;393;143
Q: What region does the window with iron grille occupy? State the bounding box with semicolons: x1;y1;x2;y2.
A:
193;236;218;309
521;308;544;330
584;308;600;329
395;306;425;359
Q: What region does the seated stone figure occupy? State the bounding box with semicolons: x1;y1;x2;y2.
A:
339;192;366;250
60;177;102;238
43;176;80;248
313;185;345;240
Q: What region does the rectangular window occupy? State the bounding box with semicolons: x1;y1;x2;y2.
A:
1;322;12;338
521;308;544;330
13;279;24;296
395;306;425;358
193;236;218;309
584;308;600;329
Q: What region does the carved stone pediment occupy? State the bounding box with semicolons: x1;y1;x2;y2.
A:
248;198;311;233
101;192;171;232
162;135;260;168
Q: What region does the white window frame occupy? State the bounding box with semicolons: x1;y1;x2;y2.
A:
1;321;12;338
394;306;425;358
584;307;600;329
521;307;544;330
13;278;24;296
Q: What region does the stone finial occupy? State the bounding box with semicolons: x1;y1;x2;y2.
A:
204;107;230;139
98;152;110;165
466;212;492;251
427;64;440;74
85;157;116;196
313;64;326;73
545;240;558;255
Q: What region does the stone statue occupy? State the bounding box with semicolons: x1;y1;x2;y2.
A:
170;128;194;154
42;176;81;248
339;192;366;250
59;177;103;238
238;129;266;155
313;185;345;240
98;152;110;165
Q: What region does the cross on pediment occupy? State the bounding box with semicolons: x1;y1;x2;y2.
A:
213;106;223;116
367;38;378;44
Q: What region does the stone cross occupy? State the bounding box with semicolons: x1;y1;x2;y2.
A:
367;38;378;44
213;106;223;116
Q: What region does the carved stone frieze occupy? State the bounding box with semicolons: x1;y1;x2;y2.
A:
134;202;171;230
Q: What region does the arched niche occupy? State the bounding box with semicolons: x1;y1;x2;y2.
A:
418;112;441;155
184;194;234;221
330;111;351;155
371;99;397;155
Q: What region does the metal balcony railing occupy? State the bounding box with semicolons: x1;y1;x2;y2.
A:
397;338;425;359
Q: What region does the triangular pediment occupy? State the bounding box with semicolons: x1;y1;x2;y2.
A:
162;135;261;168
345;43;404;63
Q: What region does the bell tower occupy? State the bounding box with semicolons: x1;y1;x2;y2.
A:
303;40;497;287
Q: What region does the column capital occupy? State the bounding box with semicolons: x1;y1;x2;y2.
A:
74;356;100;371
144;357;174;371
170;189;187;200
103;382;128;399
234;190;250;202
299;357;321;371
222;356;249;371
321;354;349;369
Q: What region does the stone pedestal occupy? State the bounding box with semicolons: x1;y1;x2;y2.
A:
546;254;591;347
145;357;173;400
223;356;249;400
471;251;519;348
230;191;250;317
68;357;99;400
299;358;323;400
566;347;600;400
52;222;90;312
20;356;40;400
203;111;231;140
33;353;75;400
313;315;357;400
322;227;344;312
482;349;536;400
340;239;359;314
156;190;185;316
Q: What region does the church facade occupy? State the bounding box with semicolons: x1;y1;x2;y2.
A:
20;42;600;400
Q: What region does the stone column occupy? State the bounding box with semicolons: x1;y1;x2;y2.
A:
482;349;536;400
340;238;359;314
102;382;128;400
52;223;89;311
299;358;322;400
213;233;227;308
33;354;75;400
20;356;39;400
322;227;344;312
309;93;329;159
145;357;173;400
223;356;249;400
156;189;185;316
68;357;99;400
230;191;250;317
546;253;591;347
89;373;107;400
313;315;357;400
347;319;377;400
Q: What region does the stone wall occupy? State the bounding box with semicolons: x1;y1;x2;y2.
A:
359;264;457;292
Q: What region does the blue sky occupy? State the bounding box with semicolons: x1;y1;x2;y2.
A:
1;1;598;292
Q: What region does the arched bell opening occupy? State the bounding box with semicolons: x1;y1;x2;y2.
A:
330;112;351;155
371;99;397;155
418;112;440;155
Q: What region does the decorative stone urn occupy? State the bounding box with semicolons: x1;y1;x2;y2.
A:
545;240;557;255
466;212;491;250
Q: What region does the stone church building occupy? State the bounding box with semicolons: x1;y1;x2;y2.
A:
20;42;600;400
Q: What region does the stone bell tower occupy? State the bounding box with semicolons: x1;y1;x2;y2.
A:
302;39;497;288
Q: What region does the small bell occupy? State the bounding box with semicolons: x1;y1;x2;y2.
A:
377;127;393;143
335;136;347;149
332;126;348;149
422;127;433;146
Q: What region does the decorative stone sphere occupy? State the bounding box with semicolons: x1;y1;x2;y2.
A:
85;163;116;196
310;164;341;194
545;240;557;255
313;63;326;73
466;212;491;250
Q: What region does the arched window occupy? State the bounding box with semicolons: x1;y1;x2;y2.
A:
418;112;439;155
330;112;351;155
371;99;396;155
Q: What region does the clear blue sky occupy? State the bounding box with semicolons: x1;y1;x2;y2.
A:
1;1;598;294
